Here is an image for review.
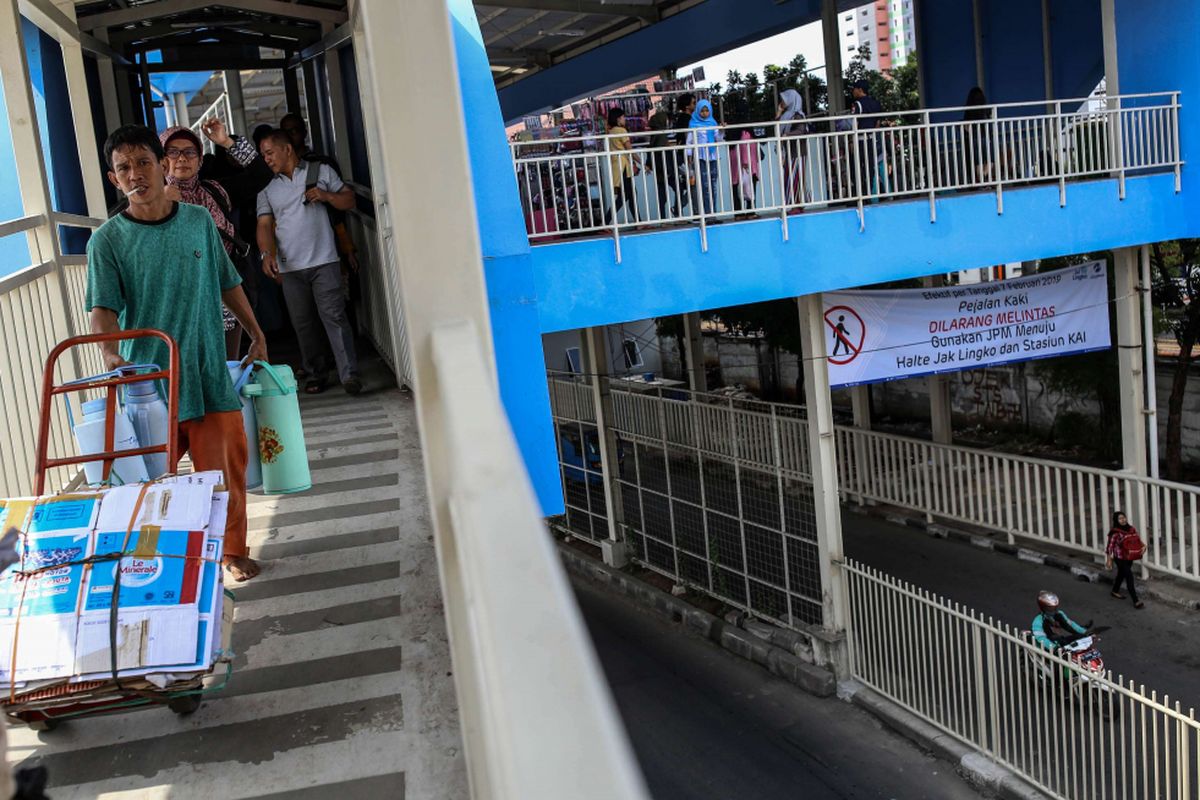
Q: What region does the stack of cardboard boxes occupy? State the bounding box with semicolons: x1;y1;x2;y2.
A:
0;472;233;715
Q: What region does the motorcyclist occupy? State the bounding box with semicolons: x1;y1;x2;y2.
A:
1031;590;1089;651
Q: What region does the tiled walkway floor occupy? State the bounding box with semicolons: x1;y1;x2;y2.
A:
7;359;466;798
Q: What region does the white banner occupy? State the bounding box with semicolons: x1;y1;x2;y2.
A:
822;262;1111;388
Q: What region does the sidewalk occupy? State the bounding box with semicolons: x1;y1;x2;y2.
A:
6;356;467;799
842;507;1200;711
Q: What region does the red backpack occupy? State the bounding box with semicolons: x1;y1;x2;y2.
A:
1121;529;1146;561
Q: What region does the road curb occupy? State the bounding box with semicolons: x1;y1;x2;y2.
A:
840;683;1050;800
853;505;1200;612
557;544;836;698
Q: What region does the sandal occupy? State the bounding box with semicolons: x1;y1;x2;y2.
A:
1110;591;1125;600
304;378;326;395
1134;600;1145;609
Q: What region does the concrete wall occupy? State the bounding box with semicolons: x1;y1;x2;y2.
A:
850;359;1200;469
542;320;663;378
659;332;803;399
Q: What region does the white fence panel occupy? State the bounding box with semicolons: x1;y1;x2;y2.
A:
552;377;1200;586
845;559;1200;800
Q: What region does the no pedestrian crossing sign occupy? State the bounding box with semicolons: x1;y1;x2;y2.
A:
821;262;1111;388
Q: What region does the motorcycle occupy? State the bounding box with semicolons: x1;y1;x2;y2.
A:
1021;629;1119;720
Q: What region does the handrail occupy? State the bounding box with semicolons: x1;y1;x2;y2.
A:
511;91;1180;148
51;211;105;229
0;213;46;238
0;260;53;294
432;321;649;800
191;92;231;153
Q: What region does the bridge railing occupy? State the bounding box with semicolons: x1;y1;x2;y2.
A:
844;558;1200;800
0;212;105;497
549;375;1200;587
190;92;232;154
512;92;1181;260
436;329;650;799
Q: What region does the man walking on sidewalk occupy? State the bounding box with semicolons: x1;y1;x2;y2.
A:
86;124;265;582
256;130;361;395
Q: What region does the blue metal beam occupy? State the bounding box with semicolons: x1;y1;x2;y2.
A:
448;0;564;516
497;0;833;122
531;174;1197;334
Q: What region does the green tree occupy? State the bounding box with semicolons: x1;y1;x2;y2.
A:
1149;239;1200;480
843;44;920;113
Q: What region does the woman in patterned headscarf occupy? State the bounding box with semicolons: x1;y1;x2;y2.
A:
160;119;272;358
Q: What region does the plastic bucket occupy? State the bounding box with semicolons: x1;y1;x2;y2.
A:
243;362;311;494
227;361;263;491
124;379;170;479
73;397;150;486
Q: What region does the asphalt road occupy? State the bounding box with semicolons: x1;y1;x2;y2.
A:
842;511;1200;710
573;579;987;800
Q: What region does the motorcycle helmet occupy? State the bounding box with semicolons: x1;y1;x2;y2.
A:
1037;590;1059;615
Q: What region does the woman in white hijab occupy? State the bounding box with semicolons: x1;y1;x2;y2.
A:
776;89;808;205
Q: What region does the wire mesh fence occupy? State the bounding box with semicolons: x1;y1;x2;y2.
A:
549;375;823;627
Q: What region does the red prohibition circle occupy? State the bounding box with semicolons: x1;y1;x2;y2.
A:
824;305;866;365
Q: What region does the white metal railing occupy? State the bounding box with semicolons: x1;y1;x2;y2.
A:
191;92;232;154
844;558;1200;800
433;324;650;799
512;92;1182;259
0;212;108;497
833;424;1200;582
548;375;1200;585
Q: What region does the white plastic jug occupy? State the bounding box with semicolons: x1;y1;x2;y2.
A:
124;380;170;478
73;397;150;486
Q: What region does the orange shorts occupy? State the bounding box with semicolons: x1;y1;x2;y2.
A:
178;410;248;558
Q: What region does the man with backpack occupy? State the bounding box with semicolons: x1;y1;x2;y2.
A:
256;130;362;395
1106;511;1146;608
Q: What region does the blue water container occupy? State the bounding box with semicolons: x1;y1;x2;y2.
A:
227;361;263;491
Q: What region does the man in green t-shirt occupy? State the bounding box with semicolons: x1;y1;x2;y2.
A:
86;125;267;582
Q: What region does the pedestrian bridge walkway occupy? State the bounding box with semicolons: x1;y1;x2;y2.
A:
4;366;468;798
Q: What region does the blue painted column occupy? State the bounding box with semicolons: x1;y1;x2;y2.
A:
446;0;564;515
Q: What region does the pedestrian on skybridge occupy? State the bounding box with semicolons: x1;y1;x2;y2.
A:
257;130;362;396
87;124;266;582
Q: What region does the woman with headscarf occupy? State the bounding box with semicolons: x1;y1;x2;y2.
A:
776;88;808;207
160;119;272;358
685;98;723;215
604;107;640;225
1106;511;1145;608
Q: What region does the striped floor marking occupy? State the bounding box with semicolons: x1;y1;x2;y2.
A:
9;378;465;798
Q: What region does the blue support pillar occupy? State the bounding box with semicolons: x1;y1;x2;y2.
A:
446;0;564;515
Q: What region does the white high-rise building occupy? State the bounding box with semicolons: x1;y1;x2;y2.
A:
839;0;917;71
